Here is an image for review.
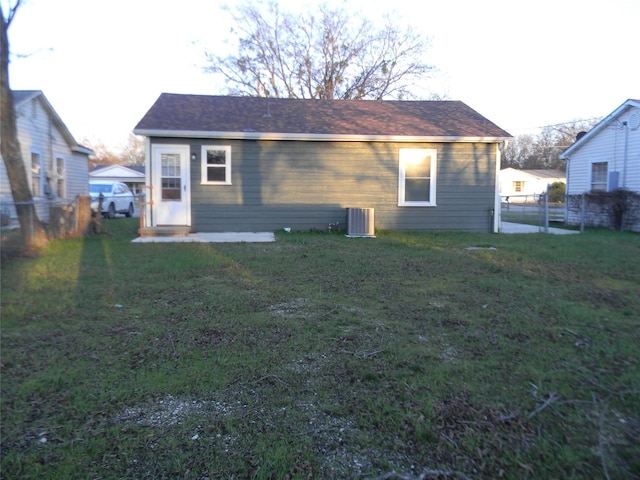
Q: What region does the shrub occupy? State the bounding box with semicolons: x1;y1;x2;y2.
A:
548;181;566;203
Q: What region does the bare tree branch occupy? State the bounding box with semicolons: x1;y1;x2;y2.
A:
502;118;601;170
204;1;434;100
1;0;22;27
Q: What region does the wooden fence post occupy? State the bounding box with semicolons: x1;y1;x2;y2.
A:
580;194;585;233
76;195;92;236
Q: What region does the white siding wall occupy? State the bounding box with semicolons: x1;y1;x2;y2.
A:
0;95;89;223
499;168;565;202
66;152;90;197
0;152;13;198
566;105;640;194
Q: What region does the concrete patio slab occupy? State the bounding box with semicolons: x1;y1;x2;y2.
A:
132;232;276;243
132;224;579;242
501;222;580;235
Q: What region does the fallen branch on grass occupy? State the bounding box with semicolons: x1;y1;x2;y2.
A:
527;391;558;420
338;336;386;358
373;467;472;480
337;347;386;358
596;394;613;480
255;374;288;386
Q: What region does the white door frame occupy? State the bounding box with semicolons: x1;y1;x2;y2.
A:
151;144;191;227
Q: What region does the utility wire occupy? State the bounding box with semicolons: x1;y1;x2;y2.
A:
507;116;602;133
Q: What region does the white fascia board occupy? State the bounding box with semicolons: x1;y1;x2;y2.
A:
73;145;95;155
13;90;42;107
25;91;94;155
91;165;145;177
560;99;640;160
133;129;511;143
36;93;80;148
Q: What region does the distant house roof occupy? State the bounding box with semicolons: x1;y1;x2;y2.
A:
12;90;94;156
91;165;145;175
134;94;512;142
90;164;145;182
560;99;640;159
501;168;565;180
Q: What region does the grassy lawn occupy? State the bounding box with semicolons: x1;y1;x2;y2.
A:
1;219;639;479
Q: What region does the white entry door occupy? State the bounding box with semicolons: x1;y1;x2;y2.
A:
152;145;190;226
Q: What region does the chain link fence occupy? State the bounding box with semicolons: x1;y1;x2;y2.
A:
1;195;93;247
502;189;640;233
500;193;566;232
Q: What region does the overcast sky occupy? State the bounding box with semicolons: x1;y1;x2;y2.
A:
5;0;639;149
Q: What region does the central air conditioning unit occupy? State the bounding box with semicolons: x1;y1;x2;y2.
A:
346;207;375;237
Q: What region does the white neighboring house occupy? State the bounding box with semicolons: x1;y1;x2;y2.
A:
0;90;93;225
560;99;640;194
90;164;145;197
560;99;640;231
499;168;566;203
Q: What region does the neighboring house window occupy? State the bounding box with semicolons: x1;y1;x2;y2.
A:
398;148;437;206
31;152;42;197
56;157;65;197
513;181;524;193
161;153;182;200
591;162;608;191
201;146;231;185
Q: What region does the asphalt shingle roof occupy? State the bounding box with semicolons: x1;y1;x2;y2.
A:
134;94;511;139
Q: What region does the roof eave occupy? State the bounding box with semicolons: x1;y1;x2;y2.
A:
13;90;42;107
73;145;95;156
16;90;93;155
560;99;640;159
90;165;144;177
132;129;511;143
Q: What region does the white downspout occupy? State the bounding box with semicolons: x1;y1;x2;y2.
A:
622;121;629;188
564;156;570;223
144;137;152;227
495;141;508;233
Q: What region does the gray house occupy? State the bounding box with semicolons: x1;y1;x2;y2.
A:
133;94;511;234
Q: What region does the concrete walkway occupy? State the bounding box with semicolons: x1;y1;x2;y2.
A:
131;224;578;242
501;222;580;235
132;232;276;243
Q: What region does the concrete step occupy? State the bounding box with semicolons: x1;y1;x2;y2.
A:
139;226;191;237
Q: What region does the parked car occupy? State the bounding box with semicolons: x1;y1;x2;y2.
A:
89;181;135;219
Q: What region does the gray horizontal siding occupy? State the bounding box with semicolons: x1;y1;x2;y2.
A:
149;137;497;232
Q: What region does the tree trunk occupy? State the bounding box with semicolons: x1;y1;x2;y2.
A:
1;5;49;249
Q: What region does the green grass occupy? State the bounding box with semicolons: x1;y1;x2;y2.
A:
2;219;639;479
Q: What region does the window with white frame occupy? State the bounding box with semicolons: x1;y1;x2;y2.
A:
31;152;42;197
201;146;231;185
591;162;608;191
56;157;65;197
161;153;182;200
398;148;437;206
